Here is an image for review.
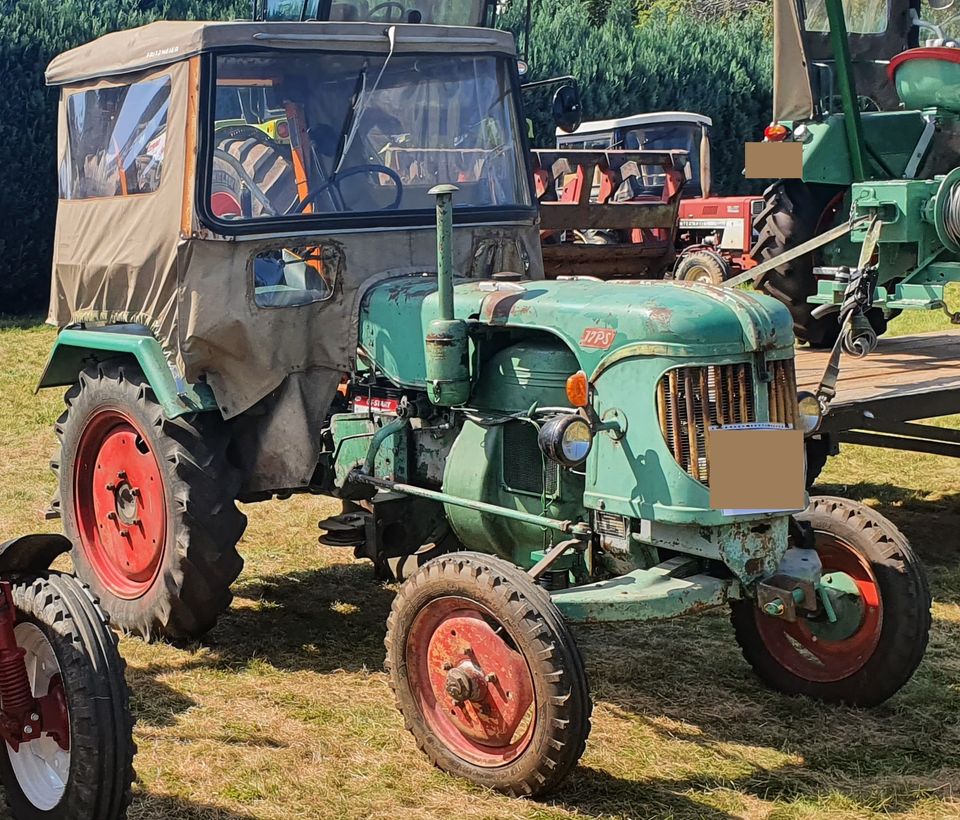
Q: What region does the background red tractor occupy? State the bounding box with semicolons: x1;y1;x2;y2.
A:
555;111;763;283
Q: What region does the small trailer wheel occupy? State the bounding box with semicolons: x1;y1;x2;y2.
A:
0;574;135;819
672;251;730;285
731;496;931;707
385;552;591;797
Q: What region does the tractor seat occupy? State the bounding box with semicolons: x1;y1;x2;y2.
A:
889;47;960;113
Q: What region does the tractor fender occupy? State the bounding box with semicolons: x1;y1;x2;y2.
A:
37;326;219;419
0;533;72;575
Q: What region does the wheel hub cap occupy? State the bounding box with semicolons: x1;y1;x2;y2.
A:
74;411;167;599
444;662;487;704
7;623;71;812
407;598;536;766
756;535;882;682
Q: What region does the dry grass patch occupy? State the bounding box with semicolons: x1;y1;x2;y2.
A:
0;317;957;819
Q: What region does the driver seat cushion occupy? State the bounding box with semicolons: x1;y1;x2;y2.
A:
213;137;299;219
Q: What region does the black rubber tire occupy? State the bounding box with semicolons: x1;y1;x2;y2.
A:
0;573;135;819
672;251;731;285
54;361;246;641
751;181;888;347
385;552;592;797
804;435;833;488
731;496;931;707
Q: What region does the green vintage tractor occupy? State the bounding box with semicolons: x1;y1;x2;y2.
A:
40;17;930;796
754;0;960;348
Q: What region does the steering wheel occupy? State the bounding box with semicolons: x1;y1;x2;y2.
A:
368;1;405;20
289;164;404;214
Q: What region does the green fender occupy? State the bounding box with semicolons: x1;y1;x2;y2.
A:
36;328;218;419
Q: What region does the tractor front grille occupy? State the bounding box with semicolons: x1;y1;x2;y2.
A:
656;359;798;485
767;358;800;428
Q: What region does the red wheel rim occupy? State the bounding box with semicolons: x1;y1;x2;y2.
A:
73;409;167;599
406;597;536;767
211;191;242;218
755;534;882;682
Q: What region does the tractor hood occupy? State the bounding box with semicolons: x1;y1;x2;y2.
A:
360;277;794;388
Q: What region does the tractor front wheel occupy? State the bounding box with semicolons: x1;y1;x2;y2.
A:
731;496;931;707
385;552;592;797
55;362;246;641
0;574;135;819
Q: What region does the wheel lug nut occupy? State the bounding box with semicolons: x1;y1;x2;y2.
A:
131;487;141;497
105;482;116;492
485;673;497;684
106;512;118;521
442;661;453;671
117;470;127;480
119;530;129;538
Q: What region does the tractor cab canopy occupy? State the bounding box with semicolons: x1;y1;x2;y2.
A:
774;0;935;118
555;112;711;198
45;21;540;452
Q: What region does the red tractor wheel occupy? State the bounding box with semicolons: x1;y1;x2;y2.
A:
55;362;246;641
731;496;931;707
386;553;591;797
0;574;135;819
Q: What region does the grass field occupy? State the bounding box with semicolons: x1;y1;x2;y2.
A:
0;311;957;819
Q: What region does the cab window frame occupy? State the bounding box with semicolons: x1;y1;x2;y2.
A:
195;49;539;238
60;74;172;202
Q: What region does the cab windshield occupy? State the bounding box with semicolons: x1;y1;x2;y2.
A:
804;0;890;35
621;123;702;197
260;0;494;25
207;50;530;227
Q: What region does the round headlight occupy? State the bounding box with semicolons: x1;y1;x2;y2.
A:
538;415;594;467
796;391;823;436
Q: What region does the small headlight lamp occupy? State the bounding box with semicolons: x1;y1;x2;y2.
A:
796;391;823;436
538;415;594;467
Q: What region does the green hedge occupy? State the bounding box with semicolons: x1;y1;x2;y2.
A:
504;0;773;194
0;0;772;314
0;0;245;315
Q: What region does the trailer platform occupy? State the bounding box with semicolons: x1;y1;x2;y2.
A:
795;329;960;458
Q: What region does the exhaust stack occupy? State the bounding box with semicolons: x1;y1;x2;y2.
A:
425;185;470;406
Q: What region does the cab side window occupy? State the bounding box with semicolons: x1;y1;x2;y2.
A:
61;77;171;200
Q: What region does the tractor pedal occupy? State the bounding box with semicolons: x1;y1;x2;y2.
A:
318;512;369;548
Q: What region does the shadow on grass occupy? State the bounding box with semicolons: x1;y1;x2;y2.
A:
812;482;960;604
129;550;959;818
127;664;198;728
0;315;45;331
203;561;394;675
131;791;258;819
575;609;960;818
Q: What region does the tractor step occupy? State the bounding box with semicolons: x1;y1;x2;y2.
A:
318;512;369;548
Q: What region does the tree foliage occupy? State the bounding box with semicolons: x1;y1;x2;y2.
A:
0;0;245;314
503;0;773;196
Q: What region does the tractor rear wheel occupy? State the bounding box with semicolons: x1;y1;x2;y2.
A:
751;181;889;347
731;496;930;706
54;361;246;641
385;552;592;797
